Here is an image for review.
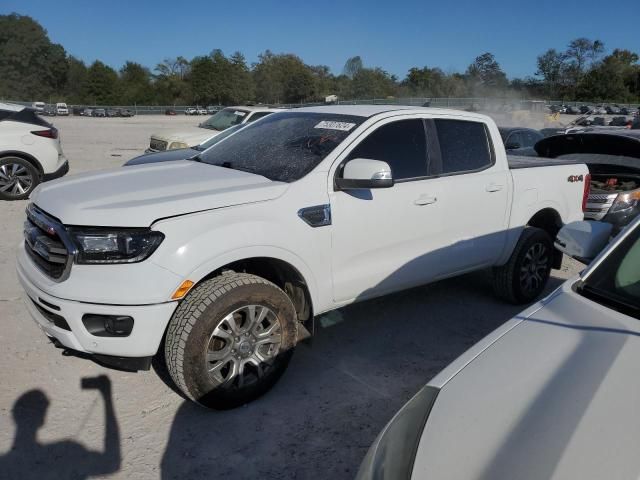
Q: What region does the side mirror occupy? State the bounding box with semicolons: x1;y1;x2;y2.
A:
555;220;612;264
335;158;394;190
505;142;521;150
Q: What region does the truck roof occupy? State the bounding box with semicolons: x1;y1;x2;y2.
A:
293;104;490;121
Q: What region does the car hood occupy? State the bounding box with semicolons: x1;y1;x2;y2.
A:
152;129;220;146
124;147;200;166
31;161;288;227
413;282;640;479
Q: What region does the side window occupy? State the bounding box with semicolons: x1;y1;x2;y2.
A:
506;131;523;149
347;119;428;180
434;119;493;174
246;111;272;123
523;130;542;147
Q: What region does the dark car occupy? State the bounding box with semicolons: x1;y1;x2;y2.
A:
498;127;543;156
535;131;640;234
118;109;134;117
42;105;57;116
92;108;106;117
106;109;118;117
165;109;177;116
123;124;245;166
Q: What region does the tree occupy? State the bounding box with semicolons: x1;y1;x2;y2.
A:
0;13;69;100
64;56;88;103
119;61;153;105
82;61;119;105
350;68;396;98
343;56;363;79
535;49;566;97
253;51;317;103
465;53;508;94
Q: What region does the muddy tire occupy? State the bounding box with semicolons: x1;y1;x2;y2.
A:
493;227;553;304
165;272;297;409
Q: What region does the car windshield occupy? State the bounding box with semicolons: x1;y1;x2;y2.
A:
193;124;244;151
200;108;250;131
579;222;640;319
196;111;365;182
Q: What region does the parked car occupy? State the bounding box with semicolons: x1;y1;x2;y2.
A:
147;106;278;152
92;108;106;117
0;102;68;200
165;109;177;116
357;216;640;480
125;124;245;166
83;108;93;117
42;105;57;116
564;105;581;114
72;106;85;116
535;131;640;235
105;109;118;117
17;106;589;409
498;127;543;156
206;105;221;114
32;102;45;114
184;107;197;115
118;109;134;117
55;102;69;116
197;106;208;115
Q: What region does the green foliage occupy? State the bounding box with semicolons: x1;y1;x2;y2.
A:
1;13;638;105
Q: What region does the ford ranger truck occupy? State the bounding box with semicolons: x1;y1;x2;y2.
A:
17;106;589;409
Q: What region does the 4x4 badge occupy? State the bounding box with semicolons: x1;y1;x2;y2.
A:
568;175;584;183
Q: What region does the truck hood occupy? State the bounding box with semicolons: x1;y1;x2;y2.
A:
31;161;287;227
152;129;220;146
413;284;640;479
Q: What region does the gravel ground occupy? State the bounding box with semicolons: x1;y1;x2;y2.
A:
0;115;582;480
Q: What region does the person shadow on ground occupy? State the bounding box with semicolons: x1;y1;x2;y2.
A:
0;375;121;480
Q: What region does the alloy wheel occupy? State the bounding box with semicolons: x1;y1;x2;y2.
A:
0;162;34;197
519;242;549;296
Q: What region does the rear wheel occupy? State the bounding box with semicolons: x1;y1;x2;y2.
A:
165;272;298;409
0;157;40;200
493;227;553;304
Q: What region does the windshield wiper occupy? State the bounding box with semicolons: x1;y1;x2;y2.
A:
578;283;640;319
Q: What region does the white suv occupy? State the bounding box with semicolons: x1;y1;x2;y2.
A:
56;103;69;116
0;103;68;200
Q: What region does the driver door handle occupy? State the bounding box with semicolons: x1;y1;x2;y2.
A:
414;195;438;206
485;183;504;192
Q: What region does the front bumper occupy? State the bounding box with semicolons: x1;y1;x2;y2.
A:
17;261;177;359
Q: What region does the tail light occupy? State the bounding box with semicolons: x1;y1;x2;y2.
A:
31;128;58;139
582;173;591;212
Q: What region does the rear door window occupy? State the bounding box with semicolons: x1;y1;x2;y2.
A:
347;119;428;180
434;119;494;175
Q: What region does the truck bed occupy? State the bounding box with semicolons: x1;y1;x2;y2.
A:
507;155;581;169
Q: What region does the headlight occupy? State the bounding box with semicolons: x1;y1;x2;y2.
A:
169;141;188;150
68;228;164;264
356;386;439;480
610;191;640;213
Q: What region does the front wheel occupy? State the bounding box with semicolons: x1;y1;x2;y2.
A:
493;227;553;304
0;157;40;200
164;272;298;409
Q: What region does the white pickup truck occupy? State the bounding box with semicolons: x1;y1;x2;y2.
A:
17;106;589;409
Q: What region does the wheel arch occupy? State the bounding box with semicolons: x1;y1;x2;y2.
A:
0;150;44;176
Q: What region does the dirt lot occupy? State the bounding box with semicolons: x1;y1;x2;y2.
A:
0;115;582;479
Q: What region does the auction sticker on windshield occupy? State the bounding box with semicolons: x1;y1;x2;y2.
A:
314;121;356;131
234;111;247;116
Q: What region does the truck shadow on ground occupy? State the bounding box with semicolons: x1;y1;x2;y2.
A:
159;270;565;480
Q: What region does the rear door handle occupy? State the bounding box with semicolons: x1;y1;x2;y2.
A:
485;183;504;192
414;195;437;206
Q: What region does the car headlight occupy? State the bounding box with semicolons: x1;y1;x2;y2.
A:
169;141;188;150
610;191;640;213
356;386;439;480
68;228;164;264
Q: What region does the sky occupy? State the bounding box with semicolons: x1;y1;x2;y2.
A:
3;0;639;79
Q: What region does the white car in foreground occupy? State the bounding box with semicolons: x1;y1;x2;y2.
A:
147;106;278;152
357;217;640;480
0;103;68;200
18;106;588;409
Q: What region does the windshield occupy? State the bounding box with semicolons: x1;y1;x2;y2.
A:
579;222;640;319
197;111;365;182
200;108;250;131
193;124;244;151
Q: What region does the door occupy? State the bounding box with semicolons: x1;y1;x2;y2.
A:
424;119;510;275
330;118;447;303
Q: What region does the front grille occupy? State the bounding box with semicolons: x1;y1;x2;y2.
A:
24;205;74;281
149;138;168;151
584;193;617;221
